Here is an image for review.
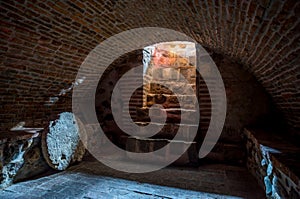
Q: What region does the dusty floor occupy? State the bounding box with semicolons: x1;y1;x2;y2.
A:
0;157;265;199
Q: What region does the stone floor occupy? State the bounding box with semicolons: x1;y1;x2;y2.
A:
0;157;265;199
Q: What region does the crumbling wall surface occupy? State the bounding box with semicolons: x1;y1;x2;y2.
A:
245;128;300;199
0;133;49;189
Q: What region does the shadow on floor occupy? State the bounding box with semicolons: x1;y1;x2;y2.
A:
1;156;265;199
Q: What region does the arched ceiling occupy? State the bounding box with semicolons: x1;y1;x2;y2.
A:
0;0;299;132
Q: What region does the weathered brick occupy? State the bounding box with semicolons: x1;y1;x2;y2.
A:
0;0;298;148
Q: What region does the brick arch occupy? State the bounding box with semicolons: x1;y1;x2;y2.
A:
1;0;299;134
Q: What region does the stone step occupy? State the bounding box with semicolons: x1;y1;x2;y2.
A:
126;136;198;166
135;107;198;124
147;82;196;95
146;94;197;109
133;122;198;141
149;67;196;84
121;136;245;166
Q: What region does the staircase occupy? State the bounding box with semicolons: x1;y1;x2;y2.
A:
124;42;200;166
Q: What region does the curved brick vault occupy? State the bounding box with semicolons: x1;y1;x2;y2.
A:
0;0;299;135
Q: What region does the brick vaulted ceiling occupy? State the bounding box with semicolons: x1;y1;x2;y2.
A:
0;0;299;133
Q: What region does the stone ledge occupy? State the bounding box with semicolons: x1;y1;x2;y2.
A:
136;107;198;124
0;131;39;145
126;136;198;166
134;122;198;141
244;128;300;198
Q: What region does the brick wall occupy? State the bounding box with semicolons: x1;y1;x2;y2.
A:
94;50;143;148
94;45;273;164
142;43;197;132
0;0;299;137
